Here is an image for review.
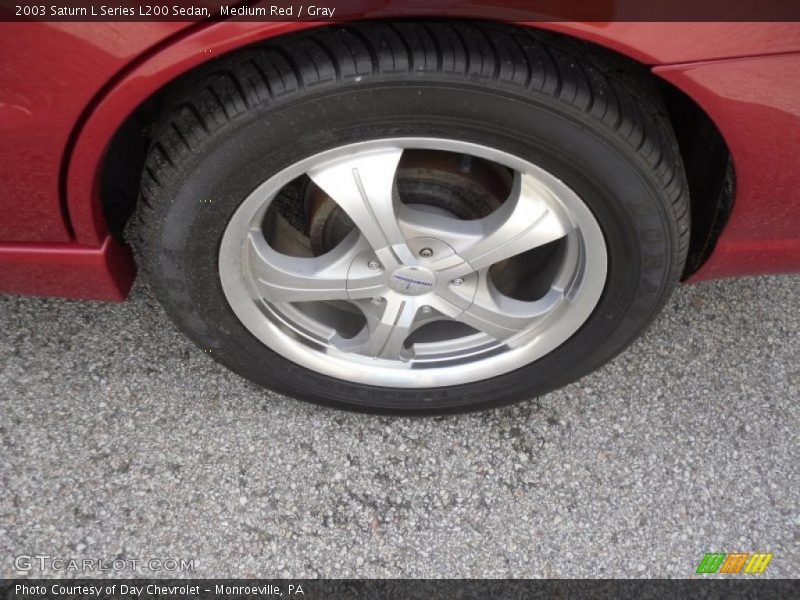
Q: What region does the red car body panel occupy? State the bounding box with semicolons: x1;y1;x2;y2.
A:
655;55;800;281
0;237;134;301
1;18;799;300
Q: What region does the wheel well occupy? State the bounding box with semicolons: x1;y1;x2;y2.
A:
657;81;734;278
100;21;733;279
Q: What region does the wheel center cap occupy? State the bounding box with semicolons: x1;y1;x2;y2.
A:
388;266;436;296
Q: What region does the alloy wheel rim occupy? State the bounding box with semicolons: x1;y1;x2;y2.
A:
219;138;607;388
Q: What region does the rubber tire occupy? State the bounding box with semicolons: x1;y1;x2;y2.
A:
132;22;689;415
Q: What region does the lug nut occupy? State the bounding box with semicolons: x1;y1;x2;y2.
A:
367;260;381;270
371;297;384;305
451;278;464;286
421;305;432;314
419;247;434;258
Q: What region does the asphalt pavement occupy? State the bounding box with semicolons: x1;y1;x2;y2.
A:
1;275;798;578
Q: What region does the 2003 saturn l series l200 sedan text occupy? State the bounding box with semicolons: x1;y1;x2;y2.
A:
1;10;799;414
21;5;337;17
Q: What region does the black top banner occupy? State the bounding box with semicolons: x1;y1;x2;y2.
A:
2;0;800;22
2;579;800;600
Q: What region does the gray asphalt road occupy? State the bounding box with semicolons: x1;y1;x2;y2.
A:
1;275;798;578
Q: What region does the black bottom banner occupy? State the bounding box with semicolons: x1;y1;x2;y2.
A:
2;579;799;600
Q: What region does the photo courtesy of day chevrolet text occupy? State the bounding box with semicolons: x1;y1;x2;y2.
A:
13;583;307;597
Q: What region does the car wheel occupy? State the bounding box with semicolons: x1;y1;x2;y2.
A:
133;22;689;414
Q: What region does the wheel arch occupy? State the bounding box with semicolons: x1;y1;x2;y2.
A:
73;20;733;279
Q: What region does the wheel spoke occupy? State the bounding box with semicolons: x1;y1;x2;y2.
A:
463;172;572;270
308;147;414;268
248;230;384;302
448;274;563;343
351;295;419;360
400;171;573;275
